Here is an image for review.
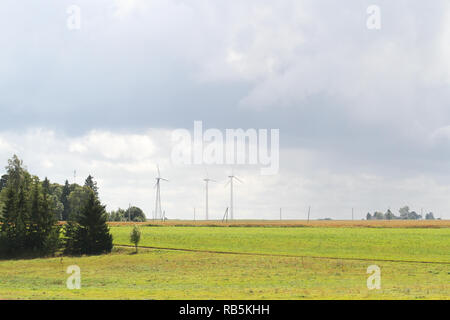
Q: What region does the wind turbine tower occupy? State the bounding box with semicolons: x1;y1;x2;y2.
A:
226;171;242;220
154;165;168;221
204;171;216;220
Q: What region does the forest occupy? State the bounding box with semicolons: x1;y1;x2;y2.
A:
0;155;144;258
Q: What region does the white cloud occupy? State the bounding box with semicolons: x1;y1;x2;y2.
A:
69;131;157;160
112;0;148;19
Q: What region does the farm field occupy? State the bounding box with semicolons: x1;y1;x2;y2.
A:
0;223;448;300
111;225;450;263
109;219;450;228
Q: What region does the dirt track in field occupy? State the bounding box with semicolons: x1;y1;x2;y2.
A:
114;244;450;265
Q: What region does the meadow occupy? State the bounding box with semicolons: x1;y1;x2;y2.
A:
111;225;450;263
0;221;448;299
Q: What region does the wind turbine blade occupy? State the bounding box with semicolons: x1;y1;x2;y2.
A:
161;178;169;182
225;179;230;187
157;165;161;178
234;176;243;183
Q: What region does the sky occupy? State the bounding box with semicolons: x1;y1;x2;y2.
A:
1;0;450;219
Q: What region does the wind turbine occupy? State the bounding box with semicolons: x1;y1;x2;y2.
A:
154;165;168;221
203;169;216;221
225;170;243;220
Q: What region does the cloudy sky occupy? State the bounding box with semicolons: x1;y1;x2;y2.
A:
1;0;450;219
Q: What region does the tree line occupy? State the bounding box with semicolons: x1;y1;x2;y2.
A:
0;157;148;224
1;169;99;222
0;155;115;258
108;206;146;222
366;206;436;220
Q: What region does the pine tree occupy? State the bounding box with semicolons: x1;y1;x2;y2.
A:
60;180;71;221
64;190;112;255
39;178;60;254
0;155;32;255
11;174;31;251
0;157;60;257
0;184;19;254
84;175;98;198
29;177;42;252
0;174;8;192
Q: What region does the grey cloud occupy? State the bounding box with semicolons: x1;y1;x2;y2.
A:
1;1;450;218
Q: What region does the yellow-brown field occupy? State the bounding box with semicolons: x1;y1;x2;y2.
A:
107;219;450;228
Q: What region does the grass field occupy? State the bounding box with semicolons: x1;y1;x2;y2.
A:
110;225;450;263
0;221;448;299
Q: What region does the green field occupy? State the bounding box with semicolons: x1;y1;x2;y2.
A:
111;226;450;263
0;225;448;299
